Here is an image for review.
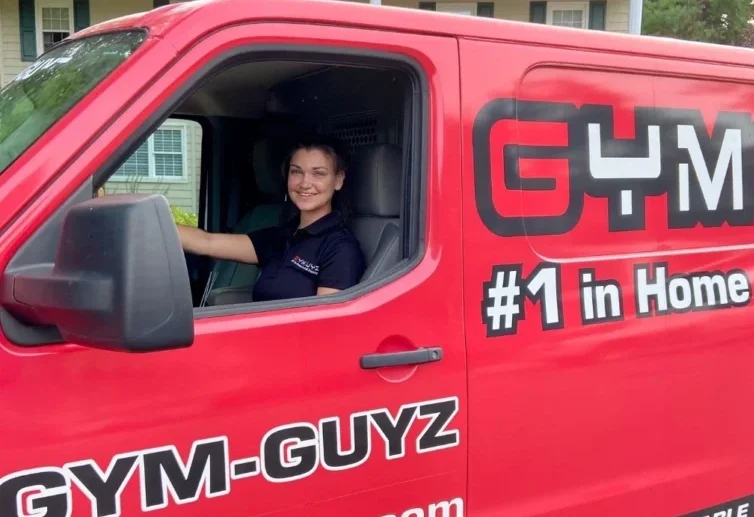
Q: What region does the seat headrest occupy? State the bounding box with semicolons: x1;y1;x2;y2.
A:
350;144;402;218
252;138;286;196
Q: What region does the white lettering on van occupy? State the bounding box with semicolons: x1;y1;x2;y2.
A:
588;123;661;216
678;126;743;213
635;264;751;316
579;269;623;324
381;497;464;517
587;123;745;219
484;260;753;337
482;264;565;337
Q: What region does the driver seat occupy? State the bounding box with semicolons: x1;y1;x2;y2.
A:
348;143;403;282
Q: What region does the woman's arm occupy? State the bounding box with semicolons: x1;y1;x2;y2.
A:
177;225;259;264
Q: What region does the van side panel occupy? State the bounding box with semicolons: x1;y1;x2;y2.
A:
461;37;754;516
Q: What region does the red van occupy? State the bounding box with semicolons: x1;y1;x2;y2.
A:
1;0;754;515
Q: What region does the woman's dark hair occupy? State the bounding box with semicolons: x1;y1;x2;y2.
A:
280;134;353;221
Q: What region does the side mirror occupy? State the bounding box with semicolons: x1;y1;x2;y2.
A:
1;194;194;352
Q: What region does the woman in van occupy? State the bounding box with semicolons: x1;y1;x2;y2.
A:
177;137;366;302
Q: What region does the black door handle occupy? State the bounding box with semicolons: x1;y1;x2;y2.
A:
360;347;443;370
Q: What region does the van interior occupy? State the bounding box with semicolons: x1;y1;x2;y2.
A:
100;56;421;311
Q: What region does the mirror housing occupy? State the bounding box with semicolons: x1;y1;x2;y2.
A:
1;194;194;352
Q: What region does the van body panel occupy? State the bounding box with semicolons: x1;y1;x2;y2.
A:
2;0;754;516
461;36;754;516
0;21;466;517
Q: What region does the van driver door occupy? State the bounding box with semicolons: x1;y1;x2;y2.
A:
0;18;467;517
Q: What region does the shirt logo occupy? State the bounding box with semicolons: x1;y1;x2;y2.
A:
291;255;319;276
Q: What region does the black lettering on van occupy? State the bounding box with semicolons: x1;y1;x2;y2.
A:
370;405;418;459
473;98;754;236
416;397;460;453
66;455;138;517
473;98;581;237
320;413;371;471
0;468;71;517
140;437;229;511
261;424;319;482
0;398;463;516
679;492;754;517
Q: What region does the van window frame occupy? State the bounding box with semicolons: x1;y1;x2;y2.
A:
91;43;430;318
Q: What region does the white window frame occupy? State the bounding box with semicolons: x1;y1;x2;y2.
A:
35;0;74;57
546;2;589;28
111;121;190;184
437;2;478;15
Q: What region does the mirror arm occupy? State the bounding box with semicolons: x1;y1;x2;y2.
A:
2;265;113;327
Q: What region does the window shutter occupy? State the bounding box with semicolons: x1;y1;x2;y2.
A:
477;2;495;17
529;1;547;23
419;2;436;10
589;0;606;29
154;0;169;7
19;0;36;62
529;2;547;23
74;0;90;32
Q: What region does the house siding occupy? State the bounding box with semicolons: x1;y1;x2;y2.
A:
89;0;151;25
0;0;633;88
1;0;26;87
380;0;629;31
605;0;629;32
0;5;4;85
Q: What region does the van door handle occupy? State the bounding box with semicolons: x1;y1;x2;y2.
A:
360;347;443;370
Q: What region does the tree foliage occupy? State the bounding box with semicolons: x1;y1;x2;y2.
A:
642;0;753;46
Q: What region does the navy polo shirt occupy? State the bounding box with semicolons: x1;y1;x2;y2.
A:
247;211;366;302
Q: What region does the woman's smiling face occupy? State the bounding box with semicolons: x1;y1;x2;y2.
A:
287;147;344;219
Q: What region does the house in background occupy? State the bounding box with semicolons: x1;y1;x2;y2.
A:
0;0;636;218
101;117;203;220
396;0;627;32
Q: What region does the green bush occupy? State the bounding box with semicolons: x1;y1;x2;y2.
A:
642;0;752;45
171;205;198;227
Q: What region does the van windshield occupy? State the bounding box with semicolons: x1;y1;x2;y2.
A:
0;30;146;174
